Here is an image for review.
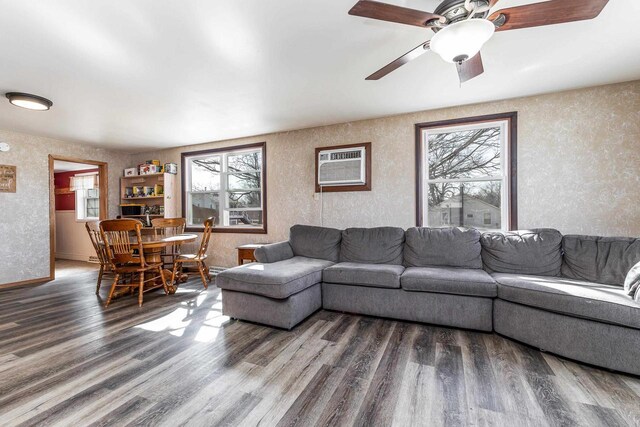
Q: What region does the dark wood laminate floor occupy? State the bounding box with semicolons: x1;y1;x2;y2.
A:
1;260;640;426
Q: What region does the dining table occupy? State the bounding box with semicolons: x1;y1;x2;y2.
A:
140;233;198;293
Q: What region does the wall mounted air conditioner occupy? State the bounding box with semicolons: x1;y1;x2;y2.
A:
317;147;366;186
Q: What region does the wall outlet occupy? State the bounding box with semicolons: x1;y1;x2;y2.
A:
313;193;320;201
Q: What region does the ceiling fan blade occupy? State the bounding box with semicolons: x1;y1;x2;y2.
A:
366;41;430;80
489;0;609;31
349;0;443;28
456;52;484;83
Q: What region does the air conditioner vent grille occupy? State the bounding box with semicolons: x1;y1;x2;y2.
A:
319;160;362;182
317;146;367;187
330;150;361;160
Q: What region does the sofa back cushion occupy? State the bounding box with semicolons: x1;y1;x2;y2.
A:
561;235;640;285
289;225;342;262
480;229;563;276
404;227;482;268
340;227;405;265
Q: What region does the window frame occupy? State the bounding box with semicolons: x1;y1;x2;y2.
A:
415;112;518;230
181;141;267;234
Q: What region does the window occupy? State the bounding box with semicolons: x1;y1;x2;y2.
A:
182;142;267;233
484;212;492;225
72;173;100;221
415;113;517;231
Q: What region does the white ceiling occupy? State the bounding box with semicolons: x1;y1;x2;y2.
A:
0;0;639;152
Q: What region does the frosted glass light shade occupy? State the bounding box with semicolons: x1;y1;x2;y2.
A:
430;19;495;63
5;92;53;111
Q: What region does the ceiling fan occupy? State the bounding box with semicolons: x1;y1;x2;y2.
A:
349;0;610;83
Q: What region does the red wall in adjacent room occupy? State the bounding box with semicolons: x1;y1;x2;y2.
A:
54;169;98;211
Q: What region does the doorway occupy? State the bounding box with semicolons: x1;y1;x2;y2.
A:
48;155;108;280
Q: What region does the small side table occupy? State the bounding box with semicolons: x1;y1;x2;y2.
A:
237;244;268;265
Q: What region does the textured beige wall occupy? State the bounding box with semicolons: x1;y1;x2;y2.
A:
130;81;640;268
0;81;638;284
0;130;129;285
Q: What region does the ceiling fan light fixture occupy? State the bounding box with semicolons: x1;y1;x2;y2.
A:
5;92;53;111
430;19;495;63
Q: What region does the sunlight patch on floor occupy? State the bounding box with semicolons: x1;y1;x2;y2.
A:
205;314;231;328
194;324;220;343
134;292;230;340
135;307;192;333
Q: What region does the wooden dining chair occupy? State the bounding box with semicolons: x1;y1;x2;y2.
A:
170;217;214;289
85;221;113;294
100;219;168;307
151;217;186;268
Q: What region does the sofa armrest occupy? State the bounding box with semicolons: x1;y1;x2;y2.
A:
254;241;294;263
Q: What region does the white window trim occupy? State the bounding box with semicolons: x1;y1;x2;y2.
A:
184;146;265;229
422;119;510;231
72;172;99;222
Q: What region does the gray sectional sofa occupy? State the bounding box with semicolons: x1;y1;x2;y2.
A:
216;225;640;375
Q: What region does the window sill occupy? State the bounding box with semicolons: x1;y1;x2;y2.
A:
185;226;267;234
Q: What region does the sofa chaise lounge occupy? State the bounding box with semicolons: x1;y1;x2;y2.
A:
216;225;640;375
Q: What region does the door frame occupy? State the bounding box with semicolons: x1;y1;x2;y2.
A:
48;155;108;281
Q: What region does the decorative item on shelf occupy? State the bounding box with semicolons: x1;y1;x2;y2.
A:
124;167;137;177
124;187;134;198
0;164;17;193
146;160;161;167
154;184;164;195
164;163;177;175
143;186;155;197
149;205;161;215
159;205;165;215
139;164;159;175
133;186;145;197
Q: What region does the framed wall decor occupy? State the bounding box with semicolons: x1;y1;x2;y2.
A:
0;164;16;193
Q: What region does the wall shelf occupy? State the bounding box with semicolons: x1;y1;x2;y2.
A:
121;196;164;200
120;172;178;219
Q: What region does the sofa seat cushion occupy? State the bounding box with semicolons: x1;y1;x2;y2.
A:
493;273;640;329
323;262;405;289
216;256;333;299
401;267;497;297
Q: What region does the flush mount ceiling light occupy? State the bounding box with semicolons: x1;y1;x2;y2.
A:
5;92;53;111
430;19;495;63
